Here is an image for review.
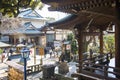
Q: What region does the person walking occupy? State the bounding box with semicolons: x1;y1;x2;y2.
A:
9;48;13;56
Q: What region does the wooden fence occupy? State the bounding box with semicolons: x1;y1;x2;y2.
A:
72;53;120;80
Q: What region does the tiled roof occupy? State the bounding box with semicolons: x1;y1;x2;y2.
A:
2;22;43;35
18;9;43;19
20;22;42;34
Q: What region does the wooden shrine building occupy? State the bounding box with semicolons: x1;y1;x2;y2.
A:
41;0;120;79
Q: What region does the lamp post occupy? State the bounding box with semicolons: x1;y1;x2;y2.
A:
21;49;30;80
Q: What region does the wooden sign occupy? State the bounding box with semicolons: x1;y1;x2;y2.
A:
39;47;44;56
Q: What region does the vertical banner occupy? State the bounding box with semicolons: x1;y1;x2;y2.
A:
39;47;44;56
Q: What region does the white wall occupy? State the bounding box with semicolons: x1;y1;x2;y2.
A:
22;18;46;28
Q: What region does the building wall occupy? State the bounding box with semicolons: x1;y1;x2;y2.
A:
17;18;47;46
46;34;54;43
22;18;46;28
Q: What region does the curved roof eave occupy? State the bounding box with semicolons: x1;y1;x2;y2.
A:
41;0;58;3
46;14;78;27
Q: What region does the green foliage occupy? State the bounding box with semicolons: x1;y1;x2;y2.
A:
87;42;99;53
67;33;78;54
0;48;3;54
103;34;115;53
67;33;73;41
0;0;43;17
71;39;78;54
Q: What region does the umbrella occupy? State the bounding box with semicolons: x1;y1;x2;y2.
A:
0;42;11;47
16;44;26;47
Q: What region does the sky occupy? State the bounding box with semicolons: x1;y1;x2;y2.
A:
37;5;69;20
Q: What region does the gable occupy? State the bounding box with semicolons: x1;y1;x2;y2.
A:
18;9;43;19
24;22;37;30
24;10;43;18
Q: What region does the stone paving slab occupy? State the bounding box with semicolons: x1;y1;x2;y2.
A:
0;73;8;77
0;62;8;79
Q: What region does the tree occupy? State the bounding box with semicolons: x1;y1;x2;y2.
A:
0;48;3;54
71;39;78;54
0;0;43;17
67;33;78;54
67;33;73;41
0;17;24;34
104;34;115;53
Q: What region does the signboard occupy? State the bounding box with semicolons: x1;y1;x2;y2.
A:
54;41;61;47
39;47;44;56
63;41;70;44
66;44;71;50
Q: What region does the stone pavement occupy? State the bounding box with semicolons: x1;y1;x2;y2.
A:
0;62;8;80
0;53;78;80
27;54;59;66
27;61;78;80
0;54;60;80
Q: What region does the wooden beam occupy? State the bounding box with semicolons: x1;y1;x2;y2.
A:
80;10;115;19
83;32;100;36
49;0;115;12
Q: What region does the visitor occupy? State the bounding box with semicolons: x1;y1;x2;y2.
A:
59;52;65;62
44;47;47;58
9;48;13;55
49;47;53;58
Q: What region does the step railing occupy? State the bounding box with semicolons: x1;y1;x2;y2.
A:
73;53;120;80
81;61;120;80
27;64;42;74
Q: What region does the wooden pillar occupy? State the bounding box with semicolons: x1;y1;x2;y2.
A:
115;0;120;72
44;31;47;46
62;29;64;40
115;23;120;69
13;36;16;45
76;29;83;73
99;29;103;54
54;29;56;40
34;46;36;64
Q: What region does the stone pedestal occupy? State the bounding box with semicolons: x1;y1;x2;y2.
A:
42;64;56;79
5;61;24;80
58;62;69;75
